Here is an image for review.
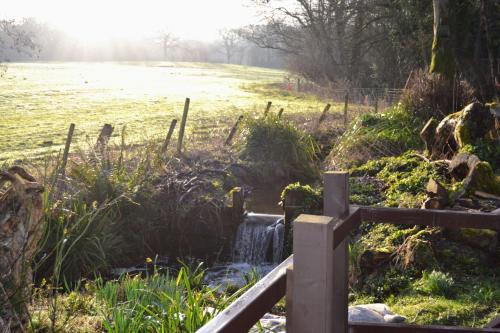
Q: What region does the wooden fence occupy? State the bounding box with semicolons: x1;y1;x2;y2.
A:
197;172;500;333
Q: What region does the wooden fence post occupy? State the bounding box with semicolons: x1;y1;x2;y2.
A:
95;124;114;150
374;98;378;113
59;123;75;180
278;108;284;119
232;187;244;224
289;214;337;333
264;101;272;117
162;119;177;153
287;172;350;333
324;171;350;333
343;93;349;128
318;103;331;124
225;115;244;146
177;97;190;155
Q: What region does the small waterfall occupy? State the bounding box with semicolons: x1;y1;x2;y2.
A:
232;213;285;264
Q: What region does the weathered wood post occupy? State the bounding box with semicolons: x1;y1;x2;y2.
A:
232;187;244;224
95;124;114;150
287;172;349;333
278;108;284;119
343;93;349;128
177;98;190;155
59;123;75;180
264;101;272;117
318;103;331;124
324;171;349;333
225;115;244;146
374;97;379;113
162;119;177;153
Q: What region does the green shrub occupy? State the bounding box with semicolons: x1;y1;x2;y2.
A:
420;270;455;296
239;114;319;180
328;106;423;167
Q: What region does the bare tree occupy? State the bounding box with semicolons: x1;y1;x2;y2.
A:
219;29;242;64
242;0;388;85
158;30;178;61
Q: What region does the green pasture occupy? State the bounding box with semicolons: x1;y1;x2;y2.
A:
0;62;338;162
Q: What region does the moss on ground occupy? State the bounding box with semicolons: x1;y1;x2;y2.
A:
350;151;448;207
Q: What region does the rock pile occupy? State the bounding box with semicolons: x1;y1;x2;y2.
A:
420;102;500;212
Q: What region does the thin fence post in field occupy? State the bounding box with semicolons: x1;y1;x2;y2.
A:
318;103;331;124
95;124;114;150
162;119;177;153
324;171;349;333
264;101;272;117
278;108;284;118
177;97;190;155
225;115;244;146
374;97;378;113
59;123;75;180
343;93;349;128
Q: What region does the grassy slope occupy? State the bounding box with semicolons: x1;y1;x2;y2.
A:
0;62;338;162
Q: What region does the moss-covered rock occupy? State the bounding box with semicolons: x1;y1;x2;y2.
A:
454;102;495;148
464;161;500;195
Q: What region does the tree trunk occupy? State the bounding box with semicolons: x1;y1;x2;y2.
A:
430;0;455;79
0;167;44;332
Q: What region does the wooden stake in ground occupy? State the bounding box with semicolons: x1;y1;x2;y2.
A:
318;103;331;124
177;97;190;155
278;108;284;119
60;123;75;180
96;124;114;150
374;98;378;113
343;93;349;128
162;119;177;153
225;115;244;146
264;101;272;117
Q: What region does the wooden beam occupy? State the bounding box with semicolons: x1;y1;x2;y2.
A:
349;322;500;333
290;214;338;333
196;255;292;333
332;207;361;250
324;171;349;333
358;206;500;230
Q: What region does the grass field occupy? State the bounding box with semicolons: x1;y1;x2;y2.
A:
0;62;338;162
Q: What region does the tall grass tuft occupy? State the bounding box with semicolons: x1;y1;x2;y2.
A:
239;113;319;181
327;106;424;168
95;265;244;333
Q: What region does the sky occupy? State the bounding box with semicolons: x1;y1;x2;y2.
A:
0;0;263;42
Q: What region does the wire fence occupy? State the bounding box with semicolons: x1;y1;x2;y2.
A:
281;78;404;112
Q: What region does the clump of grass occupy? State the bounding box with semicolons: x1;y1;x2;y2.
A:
328;106;424;168
239;114;320;181
419;270;455;297
30;263;253;333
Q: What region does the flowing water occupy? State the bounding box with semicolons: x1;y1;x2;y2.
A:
205;213;285;288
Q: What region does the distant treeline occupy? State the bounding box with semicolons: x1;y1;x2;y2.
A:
0;18;285;68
